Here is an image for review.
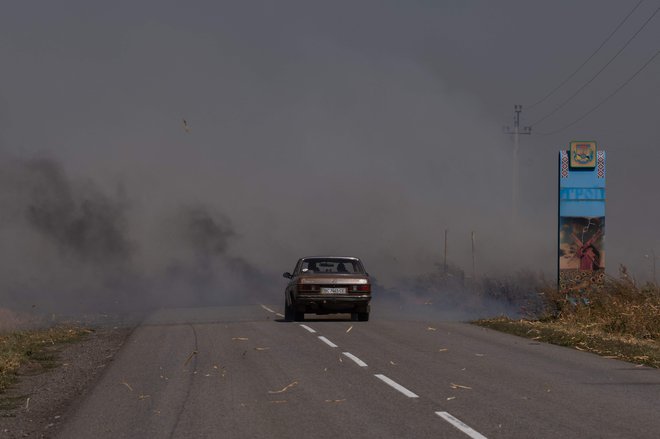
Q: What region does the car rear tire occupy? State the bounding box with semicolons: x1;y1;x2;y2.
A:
284;299;293;321
357;312;369;322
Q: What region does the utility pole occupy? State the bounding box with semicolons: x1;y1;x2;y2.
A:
443;229;448;277
645;249;658;285
471;231;476;280
503;105;531;223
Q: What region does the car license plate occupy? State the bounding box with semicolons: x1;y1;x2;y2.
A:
321;287;346;294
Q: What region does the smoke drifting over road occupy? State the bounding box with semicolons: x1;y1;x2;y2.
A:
1;2;658;321
0;155;270;315
157;205;270;308
0;155;134;312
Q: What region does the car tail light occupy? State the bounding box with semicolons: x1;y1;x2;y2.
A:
350;284;371;293
298;284;320;293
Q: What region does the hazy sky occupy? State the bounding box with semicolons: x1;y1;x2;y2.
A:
1;1;659;311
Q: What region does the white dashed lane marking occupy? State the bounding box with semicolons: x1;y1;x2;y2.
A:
435;412;488;439
299;324;316;333
374;374;419;398
289;310;488;437
318;336;338;348
342;352;368;367
258;304;287;318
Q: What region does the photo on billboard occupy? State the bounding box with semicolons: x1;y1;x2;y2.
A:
559;216;605;293
559;216;605;270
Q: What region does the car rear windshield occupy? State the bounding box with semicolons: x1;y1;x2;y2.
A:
301;258;364;274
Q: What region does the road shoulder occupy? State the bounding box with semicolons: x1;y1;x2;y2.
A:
1;326;132;438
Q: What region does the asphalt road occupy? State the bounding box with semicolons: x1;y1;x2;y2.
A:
56;304;660;439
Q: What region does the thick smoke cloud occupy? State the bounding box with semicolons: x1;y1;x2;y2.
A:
23;158;132;264
0;151;534;321
0;155;135;313
1;1;658;322
0;155;269;316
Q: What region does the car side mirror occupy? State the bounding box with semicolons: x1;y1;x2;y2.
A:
283;272;292;279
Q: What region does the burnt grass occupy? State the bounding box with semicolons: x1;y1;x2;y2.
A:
0;326;90;409
475;269;660;368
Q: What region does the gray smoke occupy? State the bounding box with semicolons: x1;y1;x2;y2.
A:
0;155;136;312
0;155;269;315
156;205;270;307
183;206;235;258
23;158;132;264
1;1;658;323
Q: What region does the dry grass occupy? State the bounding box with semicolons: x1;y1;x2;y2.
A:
540;271;660;340
0;326;90;393
476;270;660;368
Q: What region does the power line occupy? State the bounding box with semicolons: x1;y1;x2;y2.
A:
538;45;660;136
527;0;644;111
530;3;660;127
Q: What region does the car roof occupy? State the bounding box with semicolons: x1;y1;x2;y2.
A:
300;256;361;261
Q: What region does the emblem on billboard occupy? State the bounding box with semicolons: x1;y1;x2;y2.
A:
570;141;597;168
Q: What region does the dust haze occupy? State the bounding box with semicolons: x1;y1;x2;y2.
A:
1;1;658;322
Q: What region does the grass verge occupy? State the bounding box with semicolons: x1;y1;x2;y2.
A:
475;271;660;368
475;317;660;368
0;326;90;394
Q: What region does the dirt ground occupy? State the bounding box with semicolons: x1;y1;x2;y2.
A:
0;326;132;438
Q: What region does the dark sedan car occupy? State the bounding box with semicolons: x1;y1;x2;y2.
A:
283;256;371;321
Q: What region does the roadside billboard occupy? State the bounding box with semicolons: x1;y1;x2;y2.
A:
558;142;606;293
